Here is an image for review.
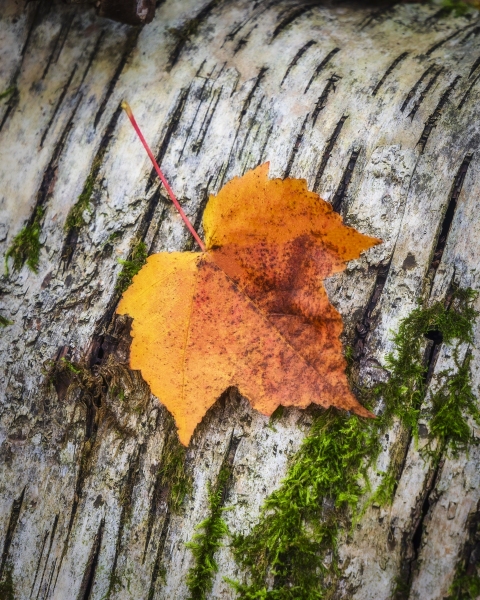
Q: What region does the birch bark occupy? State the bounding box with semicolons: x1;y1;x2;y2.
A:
1;1;480;598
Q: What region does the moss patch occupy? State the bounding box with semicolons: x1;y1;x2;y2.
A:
0;86;16;100
186;465;232;600
64;156;103;234
158;430;192;514
5;206;44;274
448;567;480;599
226;287;479;598
0;566;15;600
116;240;148;293
0;315;13;328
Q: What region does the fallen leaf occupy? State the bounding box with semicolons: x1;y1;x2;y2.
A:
117;164;381;445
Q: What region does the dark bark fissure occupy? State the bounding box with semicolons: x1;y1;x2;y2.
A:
193;63;226;156
42;12;75;81
258;122;274;165
193;86;223;155
304;47;340;94
146;85;191;192
76;518;105;600
462;24;480;41
469;55;480;78
33;514;59;600
22;1;47;60
354;261;392;360
311;74;340;127
372;52;409;96
218;427;242;505
424;21;479;56
106;448;143;597
216;66;268;188
29;531;49;598
40;64;78;148
395;458;444;598
0;487;26;580
223;0;276;46
147;512;170;600
44;557;57;600
166;0;222;71
94;28;141;129
400;64;435;113
144;191;170;254
54;421;103;591
61;103;123;268
454;499;480;580
143;452;170;562
358;5;395;31
233;24;257;55
271;3;320;41
178;76;214;165
280;40;316;86
331;146;360;213
417;76;461;154
423;329;444;387
40;27;105;149
284;113;309;178
407;66;444;120
428;153;473;276
240;67;268;120
89;313;133;370
135;191;165;254
0;0;48;133
458;72;480;110
184;176;214;252
238;95;265;162
23;89;84;243
313;114;348;191
78;31;105;88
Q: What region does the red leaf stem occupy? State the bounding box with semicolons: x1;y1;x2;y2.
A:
121;101;206;252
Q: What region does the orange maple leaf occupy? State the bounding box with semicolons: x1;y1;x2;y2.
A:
117;164;380;445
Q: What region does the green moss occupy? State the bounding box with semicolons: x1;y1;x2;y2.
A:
448;567;480;599
64;156;102;234
159;431;192;514
230;410;381;599
0;86;16;100
268;406;285;431
116;240;148;293
0;566;15;600
226;287;479;598
427;349;480;455
61;357;82;375
379;287;479;456
5;206;44;274
370;467;398;507
438;0;472;16
186;465;231;600
0;315;13;328
169;19;202;45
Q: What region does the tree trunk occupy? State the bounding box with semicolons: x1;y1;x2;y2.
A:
1;1;480;598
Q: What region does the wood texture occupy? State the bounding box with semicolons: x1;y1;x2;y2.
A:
1;1;480;598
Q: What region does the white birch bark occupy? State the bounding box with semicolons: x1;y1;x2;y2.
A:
1;0;480;598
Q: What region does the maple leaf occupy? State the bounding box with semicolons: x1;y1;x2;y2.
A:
117;163;381;445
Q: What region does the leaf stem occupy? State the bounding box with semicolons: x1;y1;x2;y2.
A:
121;101;206;252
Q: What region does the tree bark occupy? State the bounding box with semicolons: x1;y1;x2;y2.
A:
1;1;480;598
